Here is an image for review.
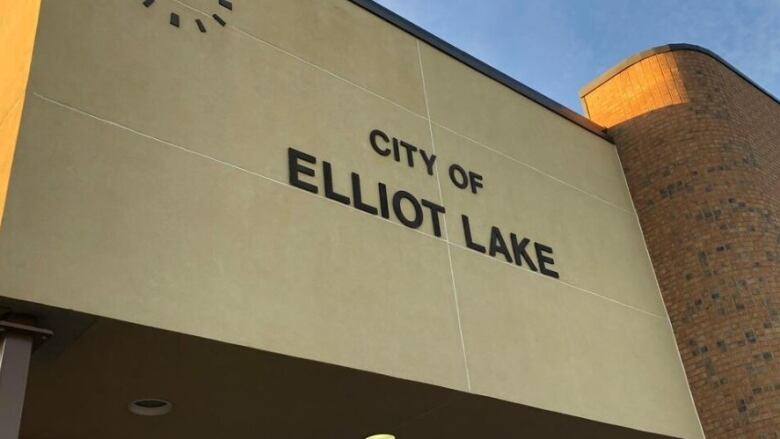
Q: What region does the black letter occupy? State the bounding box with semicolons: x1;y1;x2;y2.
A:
469;172;484;194
399;140;418;167
461;215;486;253
378;183;390;219
510;233;538;271
370;129;391;156
449;164;469;189
421;199;446;237
323;161;350;205
288;147;318;194
420;149;437;176
489;226;512;262
352;172;378;215
535;243;559;279
392;190;423;229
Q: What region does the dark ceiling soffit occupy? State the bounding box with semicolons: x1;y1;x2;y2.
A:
347;0;611;141
580;43;780;106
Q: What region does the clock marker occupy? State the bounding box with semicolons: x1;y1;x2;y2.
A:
141;1;231;33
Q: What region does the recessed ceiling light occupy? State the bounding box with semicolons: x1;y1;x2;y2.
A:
365;435;395;439
128;398;173;416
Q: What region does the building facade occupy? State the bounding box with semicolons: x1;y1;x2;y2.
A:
582;46;780;439
0;1;776;438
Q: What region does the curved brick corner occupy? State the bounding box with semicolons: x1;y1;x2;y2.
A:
582;47;780;438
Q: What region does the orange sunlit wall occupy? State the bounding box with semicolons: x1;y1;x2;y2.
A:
0;0;41;227
582;52;689;127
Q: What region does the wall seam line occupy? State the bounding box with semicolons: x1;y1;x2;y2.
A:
0;95;24;132
611;146;707;438
431;122;634;214
170;0;430;121
416;40;472;391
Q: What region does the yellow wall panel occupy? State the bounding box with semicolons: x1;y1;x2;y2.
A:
0;0;41;226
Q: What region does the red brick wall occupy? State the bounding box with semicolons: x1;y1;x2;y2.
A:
583;49;780;439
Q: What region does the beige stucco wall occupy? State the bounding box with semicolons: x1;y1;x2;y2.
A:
0;0;702;437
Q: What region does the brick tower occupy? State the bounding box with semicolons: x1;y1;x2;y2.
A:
582;45;780;438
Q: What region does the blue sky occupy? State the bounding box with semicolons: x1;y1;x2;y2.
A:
374;0;780;113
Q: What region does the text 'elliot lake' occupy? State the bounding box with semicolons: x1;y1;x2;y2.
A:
287;129;559;279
